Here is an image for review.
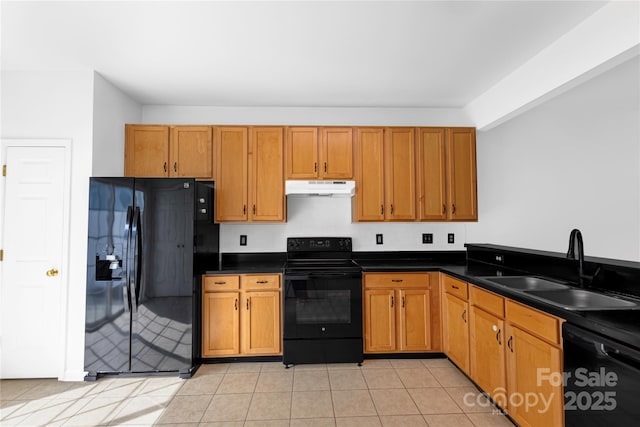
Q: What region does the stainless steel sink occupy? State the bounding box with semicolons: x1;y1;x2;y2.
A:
482;276;570;291
524;289;639;311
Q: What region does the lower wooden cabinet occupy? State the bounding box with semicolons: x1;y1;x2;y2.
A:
202;273;281;357
364;272;440;353
469;286;507;409
505;301;564;427
442;275;470;374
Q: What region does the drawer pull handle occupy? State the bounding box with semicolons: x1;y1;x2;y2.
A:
496;328;502;345
402;296;405;308
214;281;226;285
391;279;403;283
452;285;459;290
507;336;514;352
391;295;394;308
246;299;250;310
462;309;467;323
234;298;238;310
324;162;327;173
256;280;269;284
381;205;384;215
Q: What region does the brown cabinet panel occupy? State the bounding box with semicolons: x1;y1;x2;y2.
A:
215;127;249;221
443;291;469;373
385;128;416;221
125;125;170;177
354;128;385;221
417;127;447;220
364;289;396;352
321;127;353;178
506;324;563;427
506;300;561;345
399;289;431;352
242;291;281;355
364;272;430;289
250;127;285;221
447;128;477;221
470;305;507;408
202;291;240;356
286;127;318;179
241;274;281;290
169;126;213;178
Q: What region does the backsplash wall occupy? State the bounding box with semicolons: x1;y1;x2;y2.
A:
220;197;469;253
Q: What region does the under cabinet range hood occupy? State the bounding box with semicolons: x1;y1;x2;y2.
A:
285;180;355;197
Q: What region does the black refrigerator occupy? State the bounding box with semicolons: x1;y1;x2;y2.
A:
84;178;219;380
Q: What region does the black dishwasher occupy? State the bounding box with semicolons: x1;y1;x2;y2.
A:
563;323;640;426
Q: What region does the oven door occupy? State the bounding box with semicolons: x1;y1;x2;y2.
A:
283;271;362;340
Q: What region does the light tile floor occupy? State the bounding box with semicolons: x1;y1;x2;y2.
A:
0;358;515;426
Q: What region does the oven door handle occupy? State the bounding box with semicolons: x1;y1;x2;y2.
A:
285;272;362;280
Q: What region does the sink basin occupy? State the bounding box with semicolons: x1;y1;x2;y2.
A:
483;276;570;291
524;289;639;311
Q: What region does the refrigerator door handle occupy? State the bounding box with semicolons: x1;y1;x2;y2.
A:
123;205;133;313
131;206;142;315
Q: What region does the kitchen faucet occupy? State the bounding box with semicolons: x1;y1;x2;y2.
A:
566;228;588;287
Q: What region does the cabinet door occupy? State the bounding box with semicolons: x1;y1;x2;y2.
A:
416;128;447;220
250;127;285;221
320;127;353;179
385;128;416;220
506;324;563;427
124;125;169;177
215;127;248;222
443;293;469;373
170;126;213;178
447;128;477;221
399;289;431;352
470;306;506;408
364;289;396;352
354;128;385;221
286;127;318;179
242;291;281;355
202;292;240;356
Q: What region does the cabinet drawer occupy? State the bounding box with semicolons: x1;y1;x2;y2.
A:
203;275;240;291
241;274;281;290
470;286;504;318
442;275;468;300
364;273;430;289
506;300;561;345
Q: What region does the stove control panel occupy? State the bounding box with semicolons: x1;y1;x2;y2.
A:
287;237;352;252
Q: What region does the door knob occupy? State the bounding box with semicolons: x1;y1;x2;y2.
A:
46;268;59;277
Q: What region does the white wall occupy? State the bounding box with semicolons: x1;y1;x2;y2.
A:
92;72;142;176
142;106;472;126
468;56;640;261
1;69;95;380
222;197;468;253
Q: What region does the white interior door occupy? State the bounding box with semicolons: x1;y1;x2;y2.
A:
1;143;69;378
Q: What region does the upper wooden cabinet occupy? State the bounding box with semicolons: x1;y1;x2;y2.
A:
215;126;285;223
416;127;477;221
215;127;249;221
125;125;213;178
353;128;415;221
286;127;353;179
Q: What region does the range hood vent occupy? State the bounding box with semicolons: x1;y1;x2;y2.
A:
285;180;355;197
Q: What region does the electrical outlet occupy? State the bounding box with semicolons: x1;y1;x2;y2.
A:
422;233;433;244
448;233;455;244
240;235;247;246
376;234;383;245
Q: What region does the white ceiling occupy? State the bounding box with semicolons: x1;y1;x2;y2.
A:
1;1;608;108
